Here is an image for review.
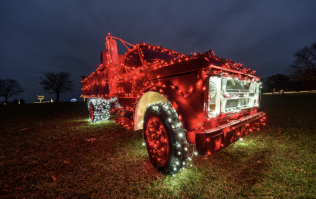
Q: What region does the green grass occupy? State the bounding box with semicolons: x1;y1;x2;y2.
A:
0;95;316;198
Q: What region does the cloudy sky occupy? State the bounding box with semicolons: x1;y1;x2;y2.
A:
1;0;315;103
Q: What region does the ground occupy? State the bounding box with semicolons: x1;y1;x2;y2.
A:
0;95;315;198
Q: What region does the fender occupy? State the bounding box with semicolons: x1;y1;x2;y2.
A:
134;83;204;132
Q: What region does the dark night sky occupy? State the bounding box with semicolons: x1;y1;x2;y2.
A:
1;0;316;103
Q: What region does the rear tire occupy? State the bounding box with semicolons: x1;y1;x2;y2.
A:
88;99;111;122
100;101;111;121
89;101;101;123
143;103;189;174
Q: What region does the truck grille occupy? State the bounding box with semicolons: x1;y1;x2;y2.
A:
208;76;260;116
224;98;250;112
221;78;259;113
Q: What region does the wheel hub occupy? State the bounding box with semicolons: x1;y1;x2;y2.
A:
145;116;169;167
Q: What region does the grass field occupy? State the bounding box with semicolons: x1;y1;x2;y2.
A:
0;95;315;198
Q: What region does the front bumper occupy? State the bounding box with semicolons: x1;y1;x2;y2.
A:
195;111;266;155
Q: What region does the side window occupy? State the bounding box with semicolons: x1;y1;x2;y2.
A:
125;50;142;68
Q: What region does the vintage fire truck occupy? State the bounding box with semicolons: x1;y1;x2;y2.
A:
81;34;266;174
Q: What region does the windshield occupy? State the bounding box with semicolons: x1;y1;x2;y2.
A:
140;46;180;63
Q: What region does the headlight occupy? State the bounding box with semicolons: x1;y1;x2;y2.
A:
209;81;216;98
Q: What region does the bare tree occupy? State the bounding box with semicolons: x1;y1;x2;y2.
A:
0;79;25;104
288;43;316;90
39;72;74;102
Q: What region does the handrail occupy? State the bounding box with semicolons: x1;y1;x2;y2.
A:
105;35;134;50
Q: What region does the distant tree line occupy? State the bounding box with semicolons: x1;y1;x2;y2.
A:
1;71;74;104
261;74;294;92
262;42;316;92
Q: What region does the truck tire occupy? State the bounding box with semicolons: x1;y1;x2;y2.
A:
89;101;101;123
143;103;189;174
100;101;111;121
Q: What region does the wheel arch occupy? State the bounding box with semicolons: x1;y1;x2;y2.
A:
134;91;184;131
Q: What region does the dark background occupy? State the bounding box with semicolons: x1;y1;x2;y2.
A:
1;0;316;103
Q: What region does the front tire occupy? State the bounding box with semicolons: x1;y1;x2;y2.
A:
143;103;189;174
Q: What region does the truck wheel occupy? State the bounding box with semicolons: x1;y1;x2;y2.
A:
89;101;101;122
143;103;189;174
100;101;111;121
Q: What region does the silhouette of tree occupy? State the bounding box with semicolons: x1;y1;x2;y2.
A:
0;79;25;104
263;74;290;92
288;43;316;90
39;72;74;102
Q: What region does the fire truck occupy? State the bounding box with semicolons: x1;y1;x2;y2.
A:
81;34;266;174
